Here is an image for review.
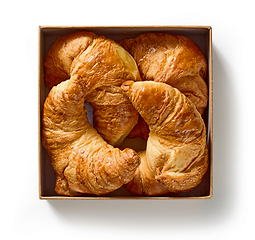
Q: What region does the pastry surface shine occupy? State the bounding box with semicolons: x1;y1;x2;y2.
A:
121;81;209;196
44;31;141;146
120;32;208;115
42;80;140;196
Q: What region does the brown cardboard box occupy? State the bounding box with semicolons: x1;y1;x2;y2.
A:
39;26;213;200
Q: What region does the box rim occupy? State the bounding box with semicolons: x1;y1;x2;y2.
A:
39;25;212;29
208;27;213;199
38;25;213;200
40;195;212;200
38;26;43;199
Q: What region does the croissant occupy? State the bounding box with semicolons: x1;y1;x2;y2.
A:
42;79;140;196
121;81;209;196
44;31;97;88
44;31;141;145
126;115;149;141
119;32;208;115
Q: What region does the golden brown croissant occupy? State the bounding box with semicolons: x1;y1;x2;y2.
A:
119;32;208;115
126;115;149;141
121;81;209;196
44;31;97;88
44;31;141;145
42;79;140;196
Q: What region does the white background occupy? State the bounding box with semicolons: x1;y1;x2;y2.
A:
1;1;254;239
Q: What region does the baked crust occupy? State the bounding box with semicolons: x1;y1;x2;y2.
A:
44;31;97;88
44;32;141;145
42;80;140;196
122;81;209;195
119;32;208;115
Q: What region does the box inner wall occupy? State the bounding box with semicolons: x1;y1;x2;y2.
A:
39;27;212;199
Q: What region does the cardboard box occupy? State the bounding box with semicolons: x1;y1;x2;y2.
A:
39;26;213;200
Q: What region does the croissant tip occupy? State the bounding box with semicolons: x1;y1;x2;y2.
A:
121;81;134;94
